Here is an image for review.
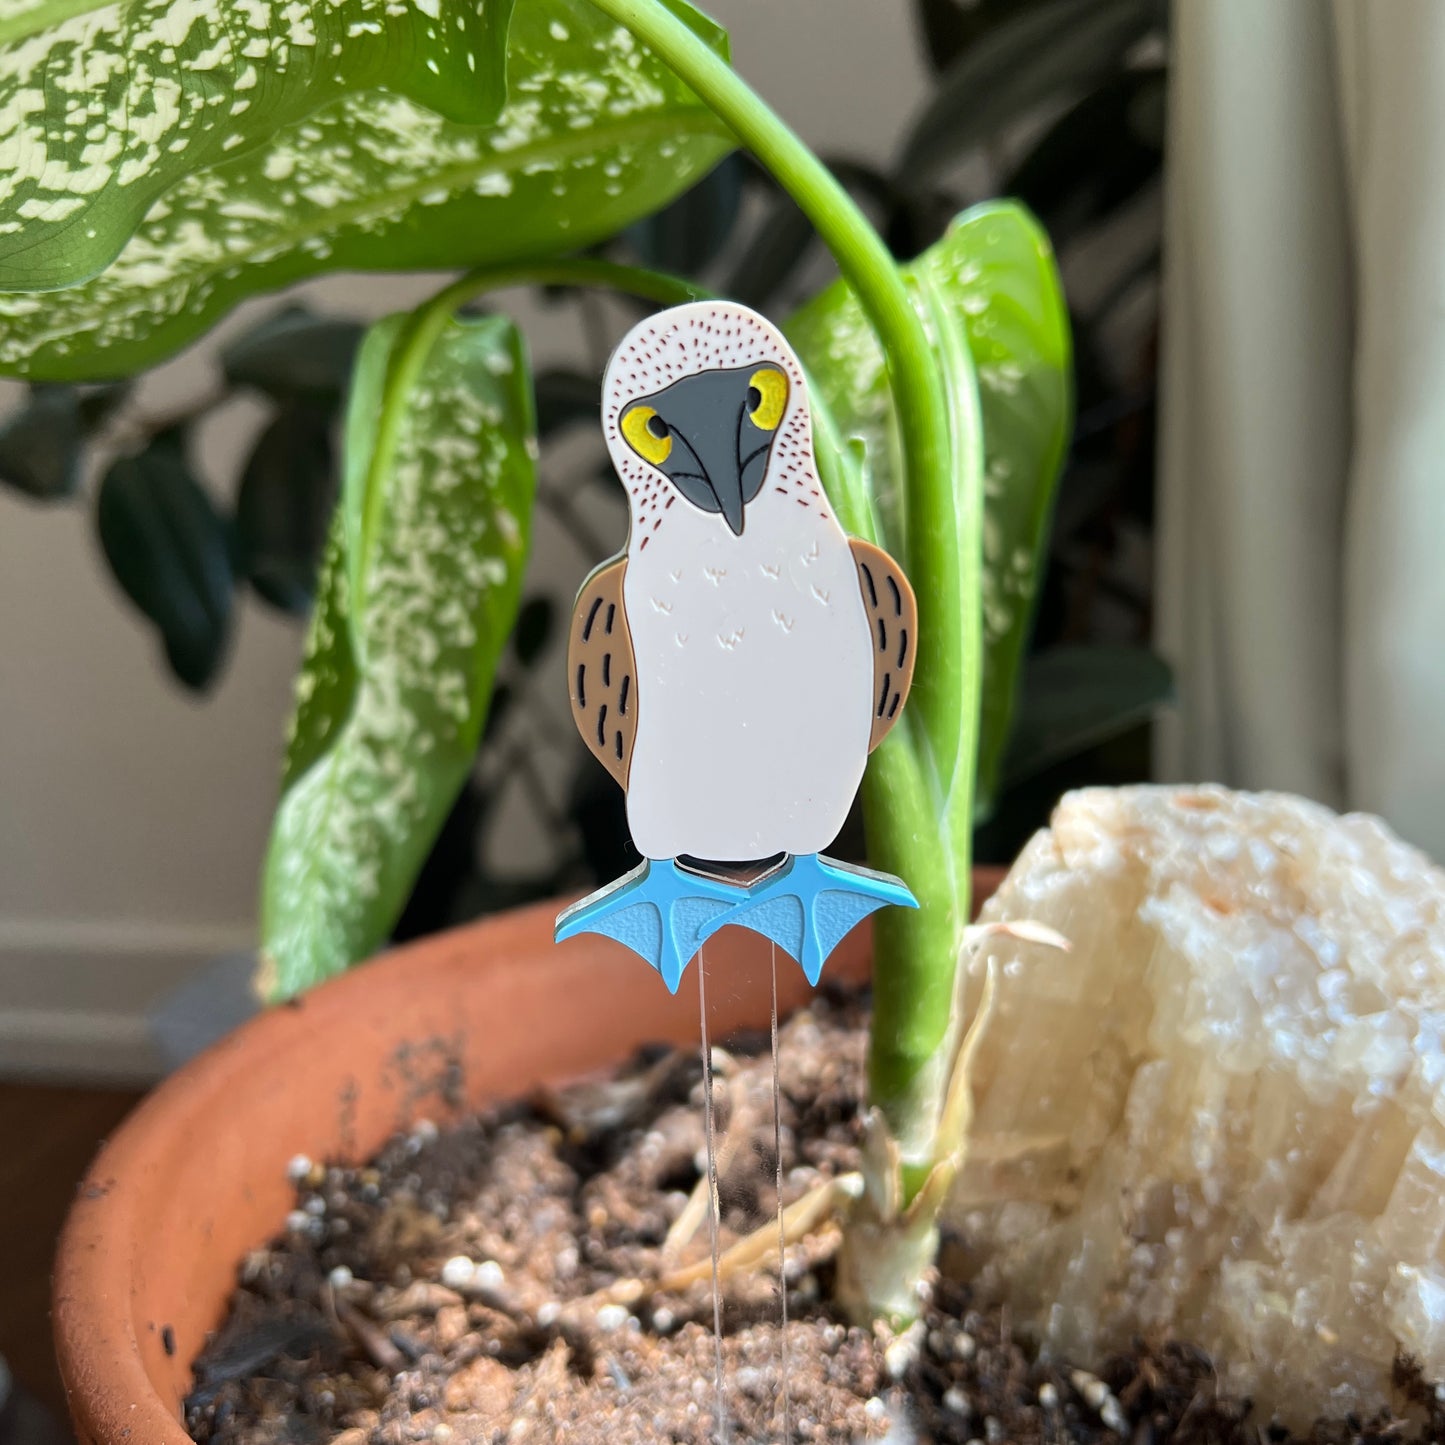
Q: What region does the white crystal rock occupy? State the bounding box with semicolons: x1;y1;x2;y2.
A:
949;785;1445;1429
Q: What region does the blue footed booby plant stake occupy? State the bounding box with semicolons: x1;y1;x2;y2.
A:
554;300;919;991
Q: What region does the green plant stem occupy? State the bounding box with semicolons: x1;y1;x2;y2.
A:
870;274;984;1190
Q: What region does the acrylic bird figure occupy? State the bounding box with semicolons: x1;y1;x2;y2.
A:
554;301;919;992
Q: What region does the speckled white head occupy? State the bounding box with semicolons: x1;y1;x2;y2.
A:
601;301;830;555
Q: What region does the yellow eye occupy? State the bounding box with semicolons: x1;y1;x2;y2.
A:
747;367;788;431
621;405;672;465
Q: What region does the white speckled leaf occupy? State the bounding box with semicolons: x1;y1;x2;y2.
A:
787;201;1071;818
0;0;518;289
259;308;536;1001
0;0;732;378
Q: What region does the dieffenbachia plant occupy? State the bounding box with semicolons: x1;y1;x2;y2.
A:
0;0;1068;1320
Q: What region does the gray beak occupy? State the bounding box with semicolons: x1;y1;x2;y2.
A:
685;431;746;536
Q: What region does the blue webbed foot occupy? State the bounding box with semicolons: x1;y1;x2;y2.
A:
699;853;918;985
556;854;917;991
553;860;746;993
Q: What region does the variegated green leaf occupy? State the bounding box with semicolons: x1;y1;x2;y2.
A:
258;306;536;1001
0;0;733;379
0;0;520;291
788;200;1072;820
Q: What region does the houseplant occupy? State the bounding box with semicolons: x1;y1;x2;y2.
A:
8;0;1070;1433
0;0;1166;915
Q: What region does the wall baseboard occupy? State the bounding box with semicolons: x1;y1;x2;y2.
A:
0;918;255;1084
0;1007;164;1085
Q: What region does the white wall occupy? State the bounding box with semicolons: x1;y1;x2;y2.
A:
0;0;928;1081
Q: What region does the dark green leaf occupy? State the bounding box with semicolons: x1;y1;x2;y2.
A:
222;307;365;400
788;202;1072;818
259;306;537;1001
482;682;515;743
626;153;745;275
96;438;233;689
235;403;336;614
914;0;985;71
1005;68;1165;243
0;1;734;381
0;386;83;500
895;0;1157;188
1001;644;1172;787
513;595;554;667
76;380;133;432
534;370;598;437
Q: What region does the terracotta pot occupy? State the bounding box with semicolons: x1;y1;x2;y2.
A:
54;871;1004;1445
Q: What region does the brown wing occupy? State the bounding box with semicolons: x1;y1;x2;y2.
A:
567;558;637;790
850;537;918;751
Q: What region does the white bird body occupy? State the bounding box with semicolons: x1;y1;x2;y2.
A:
622;478;872;861
569;301;916;870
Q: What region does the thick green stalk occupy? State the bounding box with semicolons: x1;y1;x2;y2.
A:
793;355;967;1190
868;274;985;1190
834;273;983;1314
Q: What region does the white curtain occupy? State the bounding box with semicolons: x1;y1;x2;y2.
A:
1157;0;1445;858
